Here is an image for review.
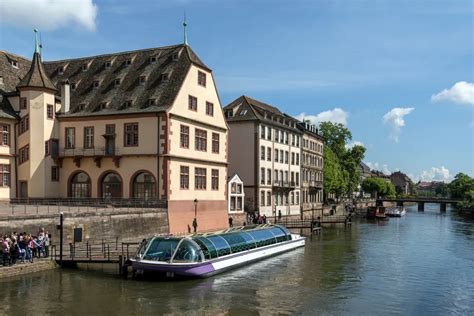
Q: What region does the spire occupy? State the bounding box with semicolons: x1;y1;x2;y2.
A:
183;11;188;45
34;29;40;53
17;30;56;92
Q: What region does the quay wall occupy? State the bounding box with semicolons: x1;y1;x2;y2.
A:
0;208;169;244
0;260;57;279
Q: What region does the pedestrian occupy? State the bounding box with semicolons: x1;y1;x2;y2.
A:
192;218;198;233
278;210;282;222
43;232;50;258
228;217;233;228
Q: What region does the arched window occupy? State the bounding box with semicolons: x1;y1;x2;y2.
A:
101;172;122;198
70;172;91;198
133;172;156;199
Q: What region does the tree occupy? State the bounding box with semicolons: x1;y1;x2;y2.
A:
323;147;344;198
319;122;366;197
448;173;474;200
361;177;396;198
435;183;449;197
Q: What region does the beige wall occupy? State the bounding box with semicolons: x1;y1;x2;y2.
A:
59;156;158;198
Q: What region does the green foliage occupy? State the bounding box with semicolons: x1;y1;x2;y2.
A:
434;182;449;197
448;173;474;200
320;122;366;197
361;177;396;198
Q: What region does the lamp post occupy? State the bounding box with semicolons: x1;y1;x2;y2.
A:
193;199;198;233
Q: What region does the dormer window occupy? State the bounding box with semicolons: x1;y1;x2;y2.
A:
11;60;18;69
70;82;77;91
150;56;157;63
148;99;156;106
93;80;100;89
105;61;112;69
124;100;132;108
125;59;132;66
82;64;88;72
114;78;121;87
77;104;85;112
160;73;169;82
172;52;179;61
99;102;108;110
240;109;248;116
139;76;146;85
226;110;234;118
58;66;64;75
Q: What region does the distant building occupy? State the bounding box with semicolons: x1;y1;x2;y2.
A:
297;121;324;215
224;96;303;217
228;174;244;213
390;171;413;195
416;181;444;195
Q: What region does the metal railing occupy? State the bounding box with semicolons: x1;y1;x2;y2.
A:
2;198;167;217
272;181;297;188
59;147;119;157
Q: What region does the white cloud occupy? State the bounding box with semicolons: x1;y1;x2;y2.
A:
383;107;415;142
296;108;349;126
345;140;364;149
366;162;390;175
431;81;474;106
417;166;452;182
0;0;98;31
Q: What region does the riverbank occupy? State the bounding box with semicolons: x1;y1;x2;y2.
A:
0;259;57;280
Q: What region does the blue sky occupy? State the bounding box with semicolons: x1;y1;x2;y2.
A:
1;0;473;181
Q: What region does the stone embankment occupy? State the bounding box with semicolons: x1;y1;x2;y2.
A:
0;260;57;279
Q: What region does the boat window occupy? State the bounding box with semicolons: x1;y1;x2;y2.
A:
172;239;203;263
205;235;232;256
268;227;289;242
274;225;292;240
246;229;277;247
137;238;151;258
143;238;179;262
221;232;253;253
193;237;218;259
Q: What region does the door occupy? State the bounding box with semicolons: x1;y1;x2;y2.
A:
19;181;28;198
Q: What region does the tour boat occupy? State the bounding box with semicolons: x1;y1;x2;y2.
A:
130;224;305;279
386;207;407;217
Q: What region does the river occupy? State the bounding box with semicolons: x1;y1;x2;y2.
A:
1;204;473;315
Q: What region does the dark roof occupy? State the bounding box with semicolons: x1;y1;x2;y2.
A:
0;51;31;93
224;95;301;133
17;52;56;91
0;94;19;120
360;162;371;173
43;44;209;117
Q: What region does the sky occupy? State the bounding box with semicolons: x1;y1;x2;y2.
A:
1;0;473;182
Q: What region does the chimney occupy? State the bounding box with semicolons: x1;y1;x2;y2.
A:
61;80;70;113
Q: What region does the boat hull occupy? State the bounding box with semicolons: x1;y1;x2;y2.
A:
131;236;305;279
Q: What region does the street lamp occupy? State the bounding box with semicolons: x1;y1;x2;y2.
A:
193;199;198;233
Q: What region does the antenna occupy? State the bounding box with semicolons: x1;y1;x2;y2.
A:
183;11;188;45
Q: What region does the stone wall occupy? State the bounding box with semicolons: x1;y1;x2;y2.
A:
0;209;169;244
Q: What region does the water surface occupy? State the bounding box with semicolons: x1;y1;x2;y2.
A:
1;204;473;315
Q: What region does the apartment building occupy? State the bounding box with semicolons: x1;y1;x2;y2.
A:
0;39;228;233
224;96;302;217
297;121;324;217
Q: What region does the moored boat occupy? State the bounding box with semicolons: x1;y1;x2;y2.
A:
386;207;407;217
130;224;305;279
367;206;389;220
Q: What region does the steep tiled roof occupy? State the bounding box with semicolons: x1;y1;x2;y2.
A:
17;52;57;91
0;51;31;93
42;44;208;117
224;95;302;133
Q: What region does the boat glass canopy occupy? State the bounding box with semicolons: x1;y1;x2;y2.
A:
139;225;293;263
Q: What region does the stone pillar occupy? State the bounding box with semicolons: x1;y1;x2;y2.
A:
418;202;425;211
440;202;447;212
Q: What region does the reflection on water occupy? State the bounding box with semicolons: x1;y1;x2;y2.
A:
1;204;473;315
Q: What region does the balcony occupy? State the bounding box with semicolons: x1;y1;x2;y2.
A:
56;147;121;168
308;180;323;190
272;181;296;190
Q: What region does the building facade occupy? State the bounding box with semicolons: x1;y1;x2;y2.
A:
227;174;244;214
297;121;324;217
225;96;306;217
0;41;229;233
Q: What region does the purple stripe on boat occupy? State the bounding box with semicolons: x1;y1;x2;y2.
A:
133;261;215;277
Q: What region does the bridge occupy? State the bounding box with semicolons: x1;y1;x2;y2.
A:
376;197;462;212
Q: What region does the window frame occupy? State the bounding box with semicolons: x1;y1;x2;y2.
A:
198;71;207;87
211;169;219;190
195;167;207;190
0;164;10;187
51;166;59;182
180;166;189;190
180;125;190;149
84;126;94;149
212;132;219;154
65;127;75;149
124;123;139;147
188;95;198;111
206;101;214;116
46;104;54;119
0;124;10;146
195;128;207;151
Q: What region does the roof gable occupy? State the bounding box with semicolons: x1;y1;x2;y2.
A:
17;52;56;92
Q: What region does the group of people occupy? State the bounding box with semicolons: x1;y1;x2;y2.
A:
0;229;50;267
